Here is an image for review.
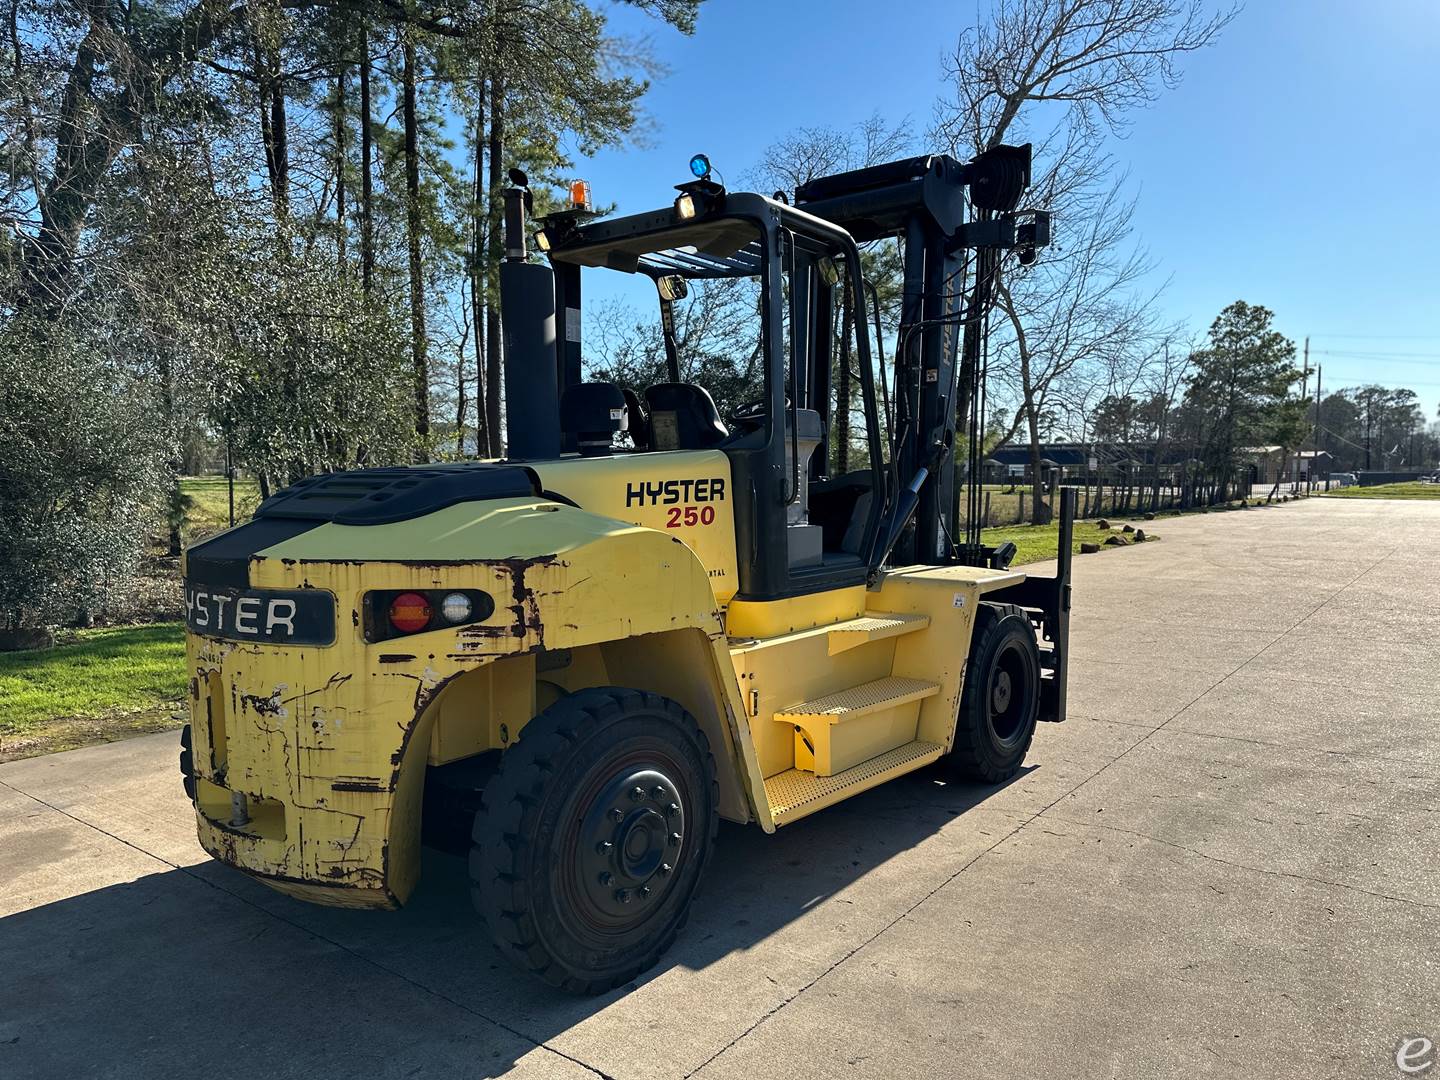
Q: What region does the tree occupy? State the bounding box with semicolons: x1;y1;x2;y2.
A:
932;0;1233;521
587;277;763;423
400;27;430;452
750;116;910;473
1181;301;1299;498
462;0;696;456
1317;385;1436;472
3;0;724;637
0;317;169;632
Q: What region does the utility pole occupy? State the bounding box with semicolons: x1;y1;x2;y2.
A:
1311;363;1321;491
1294;336;1309;491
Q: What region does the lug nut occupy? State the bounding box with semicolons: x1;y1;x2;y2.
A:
629;786;645;802
596;840;613;854
609;807;624;822
651;785;666;800
640;886;651;898
598;871;613;886
667;802;681;818
659;862;673;876
615;888;633;904
669;831;682;847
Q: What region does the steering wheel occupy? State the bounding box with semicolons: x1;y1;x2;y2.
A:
730;399;769;426
731;396;796;430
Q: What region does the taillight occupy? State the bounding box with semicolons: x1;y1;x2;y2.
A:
388;592;432;634
366;589;495;642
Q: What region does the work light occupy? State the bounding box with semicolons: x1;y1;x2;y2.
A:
674;193;698;220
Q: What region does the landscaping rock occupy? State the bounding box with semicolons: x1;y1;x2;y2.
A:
1121;523;1135;533
0;627;55;652
1080;541;1101;554
1134;529;1147;542
1103;534;1126;546
1144;512;1156;520
1096;518;1109;529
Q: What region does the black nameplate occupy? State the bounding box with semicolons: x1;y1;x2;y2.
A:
183;584;336;646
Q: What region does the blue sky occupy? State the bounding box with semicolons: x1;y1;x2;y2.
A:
574;0;1440;407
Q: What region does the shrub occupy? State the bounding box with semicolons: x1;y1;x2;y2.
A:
0;319;169;631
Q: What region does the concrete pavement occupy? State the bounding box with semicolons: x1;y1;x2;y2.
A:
2;497;1437;1079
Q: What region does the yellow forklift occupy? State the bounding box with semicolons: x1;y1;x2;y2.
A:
179;149;1069;992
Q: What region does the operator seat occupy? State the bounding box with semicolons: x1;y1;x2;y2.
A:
643;382;729;451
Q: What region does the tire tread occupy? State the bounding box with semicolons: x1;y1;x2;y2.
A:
950;602;1040;783
470;686;719;993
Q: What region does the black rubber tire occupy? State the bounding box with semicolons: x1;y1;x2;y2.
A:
949;603;1041;783
470;687;718;994
179;724;196;801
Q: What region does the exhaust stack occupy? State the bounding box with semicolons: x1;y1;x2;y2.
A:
500;180;561;460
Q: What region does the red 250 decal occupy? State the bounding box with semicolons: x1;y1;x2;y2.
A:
665;505;716;528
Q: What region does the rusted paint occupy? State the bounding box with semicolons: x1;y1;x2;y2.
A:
186;503;734;908
239;687;287;717
278;672;351;708
330;779;386;793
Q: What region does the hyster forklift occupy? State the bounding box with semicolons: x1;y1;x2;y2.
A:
180;148;1072;993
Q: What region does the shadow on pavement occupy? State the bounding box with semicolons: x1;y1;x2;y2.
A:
0;760;1032;1079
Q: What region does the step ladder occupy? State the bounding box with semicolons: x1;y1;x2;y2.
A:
778;675;940;777
824;611;929;655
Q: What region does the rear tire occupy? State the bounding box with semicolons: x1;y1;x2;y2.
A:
949;603;1040;783
470;687;718;994
179;724;196;801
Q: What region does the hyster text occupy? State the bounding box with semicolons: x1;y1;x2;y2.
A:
625;478;726;507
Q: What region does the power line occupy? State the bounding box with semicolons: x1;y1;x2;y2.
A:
1309;332;1440;340
1309;350;1440;362
1317;376;1440;389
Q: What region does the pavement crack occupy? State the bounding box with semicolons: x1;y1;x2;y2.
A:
1044;813;1440;911
1033;543;1402;810
681;809;1040;1077
685;544;1410;1075
0;776;614;1080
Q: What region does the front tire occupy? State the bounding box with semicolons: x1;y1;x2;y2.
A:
950;603;1041;783
470;687;718;994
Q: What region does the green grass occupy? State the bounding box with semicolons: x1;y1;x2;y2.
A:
1318;482;1440;500
982;520;1152;565
180;474;261;537
0;624;187;738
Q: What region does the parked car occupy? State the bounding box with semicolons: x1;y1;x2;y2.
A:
1330;472;1357;488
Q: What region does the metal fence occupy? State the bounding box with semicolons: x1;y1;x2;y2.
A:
961;470;1315;529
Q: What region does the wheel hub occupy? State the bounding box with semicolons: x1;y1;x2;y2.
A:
991;669;1013;712
578;767;685;920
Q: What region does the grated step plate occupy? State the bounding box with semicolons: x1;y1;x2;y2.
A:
764;739;945;826
827;611;930;655
777;676;939;724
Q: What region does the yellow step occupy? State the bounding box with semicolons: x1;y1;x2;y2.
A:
826;611;930;655
777;676;940;776
764;739;945;826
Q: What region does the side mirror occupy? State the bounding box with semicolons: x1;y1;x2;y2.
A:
656;275;689;302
